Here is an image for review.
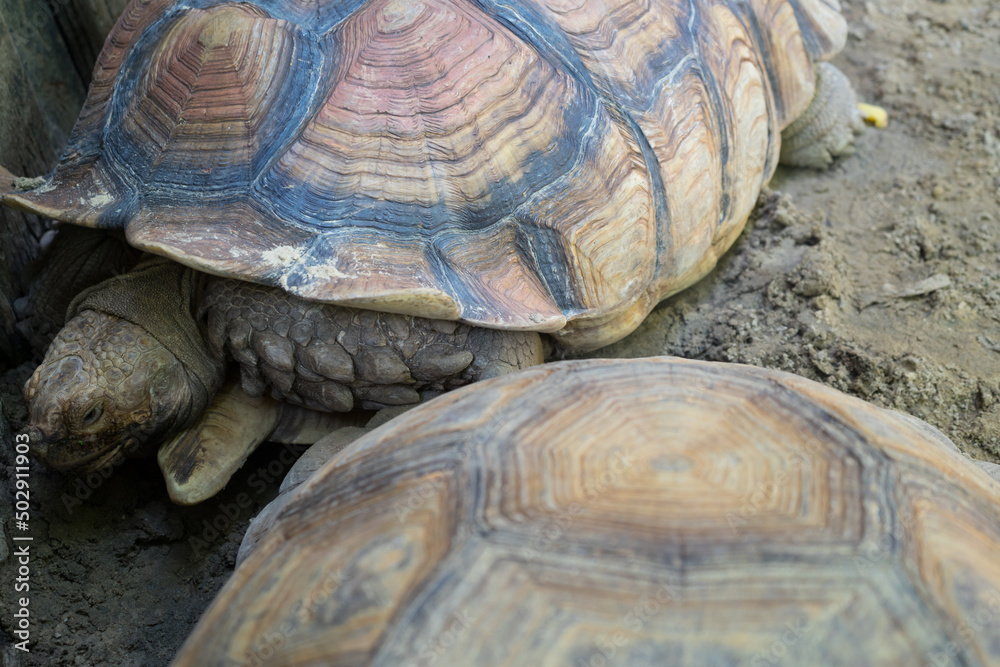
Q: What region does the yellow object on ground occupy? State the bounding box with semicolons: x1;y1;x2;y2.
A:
859;102;889;128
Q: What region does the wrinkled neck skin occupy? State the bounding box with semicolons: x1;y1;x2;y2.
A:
23;258;224;473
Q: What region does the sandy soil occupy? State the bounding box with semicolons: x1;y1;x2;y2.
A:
1;0;998;664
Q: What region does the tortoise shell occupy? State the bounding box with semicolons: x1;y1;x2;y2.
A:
172;357;1000;666
6;0;847;350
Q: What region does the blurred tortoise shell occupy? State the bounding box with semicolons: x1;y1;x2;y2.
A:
174;357;1000;666
7;0;848;350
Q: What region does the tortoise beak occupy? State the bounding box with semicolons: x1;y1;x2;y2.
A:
22;423;89;472
25;425;134;474
22;425;48;460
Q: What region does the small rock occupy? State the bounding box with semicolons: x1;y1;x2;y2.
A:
979;335;1000;353
808;347;837;376
954;301;976;322
979;382;997;409
895;274;951;298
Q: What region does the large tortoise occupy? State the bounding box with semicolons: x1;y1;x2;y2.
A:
173;357;1000;666
2;0;868;503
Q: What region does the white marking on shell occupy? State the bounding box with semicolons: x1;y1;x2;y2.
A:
84;193;114;208
306;262;354;281
262;245;303;267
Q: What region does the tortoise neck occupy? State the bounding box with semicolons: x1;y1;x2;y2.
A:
67;256;225;418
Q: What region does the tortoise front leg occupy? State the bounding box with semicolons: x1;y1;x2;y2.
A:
201;278;546;413
157;377;355;505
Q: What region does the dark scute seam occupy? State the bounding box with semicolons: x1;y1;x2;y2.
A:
513;219;579;314
424;242;464;314
734;3;785;123
687;0;732;233
103;6;191;191
472;0;671;288
731;2;781;183
784;0;827;61
249;12;344;201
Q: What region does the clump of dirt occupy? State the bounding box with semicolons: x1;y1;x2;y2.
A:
1;0;998;665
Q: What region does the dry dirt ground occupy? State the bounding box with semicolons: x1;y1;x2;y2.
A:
1;0;998;665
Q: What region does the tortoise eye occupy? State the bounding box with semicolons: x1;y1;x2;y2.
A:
82;403;104;426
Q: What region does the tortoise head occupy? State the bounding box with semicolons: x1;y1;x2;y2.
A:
23;310;194;472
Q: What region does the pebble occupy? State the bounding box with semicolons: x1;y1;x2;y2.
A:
895;274;952;298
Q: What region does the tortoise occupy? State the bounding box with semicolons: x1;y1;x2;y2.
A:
171;357;1000;666
2;0;870;504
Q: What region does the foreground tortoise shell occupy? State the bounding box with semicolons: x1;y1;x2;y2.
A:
6;0;850;351
174;357;1000;666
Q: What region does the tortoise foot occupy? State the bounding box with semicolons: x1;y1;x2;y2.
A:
780;63;866;169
